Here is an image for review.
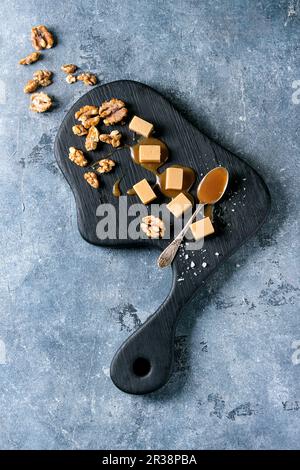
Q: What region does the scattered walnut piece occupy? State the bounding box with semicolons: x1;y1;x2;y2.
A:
77;73;97;86
66;74;77;84
84;172;99;189
19;52;40;65
99;98;128;126
29;92;52;112
31;25;54;50
72;124;88;136
82;115;101;129
33;70;52;87
75;105;99;121
99;130;122;148
61;64;77;74
140;215;165;239
85;126;99;151
68;147;88;167
24;79;39;94
95;158;116;174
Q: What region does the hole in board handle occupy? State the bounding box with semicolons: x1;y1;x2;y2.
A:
132;357;151;377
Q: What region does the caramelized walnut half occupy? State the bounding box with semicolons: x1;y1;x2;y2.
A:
72;124;88;136
99;98;128;126
140;215;165;239
29;92;52;112
99;130;122;148
68;147;88;167
77;73;97;86
85;126;99;151
31;25;54;50
33;70;53;87
19;52;40;65
61;64;77;74
84;172;99;189
95;159;115;174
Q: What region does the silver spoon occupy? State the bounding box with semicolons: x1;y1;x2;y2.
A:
157;167;229;268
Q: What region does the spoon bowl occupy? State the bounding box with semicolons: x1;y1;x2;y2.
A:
197;166;229;205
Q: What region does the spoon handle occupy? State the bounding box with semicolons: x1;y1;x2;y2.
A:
157;204;203;268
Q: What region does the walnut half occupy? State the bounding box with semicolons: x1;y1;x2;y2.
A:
140;215;165;239
72;124;88;136
85;126;99;151
66;74;77;84
99;130;122;148
75;105;99;121
61;64;77;74
77;73;97;86
29;92;52;112
19;52;40;65
31;25;54;50
84;172;99;189
95;159;116;174
68;147;88;167
24;79;39;94
99;98;128;126
33;70;53;87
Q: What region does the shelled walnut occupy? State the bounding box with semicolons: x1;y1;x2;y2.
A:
72;124;88;136
99;98;128;126
33;70;52;87
66;74;77;84
19;52;40;65
84;172;99;189
82;115;101;129
95;159;115;174
99;130;122;148
61;64;77;74
75;105;99;121
77;73;97;86
29;92;52;112
140;215;165;239
85;126;99;151
24;79;39;94
68;147;88;167
31;25;54;50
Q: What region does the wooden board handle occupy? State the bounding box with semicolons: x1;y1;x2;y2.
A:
110;300;179;394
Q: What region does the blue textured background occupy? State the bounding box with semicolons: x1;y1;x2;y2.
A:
0;0;299;450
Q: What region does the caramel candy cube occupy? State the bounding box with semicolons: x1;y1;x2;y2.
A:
133;179;157;205
129;115;154;137
190;217;214;241
165;167;184;190
139;145;161;163
166;192;192;218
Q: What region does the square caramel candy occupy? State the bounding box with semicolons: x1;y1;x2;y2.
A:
133;178;157;205
189;217;214;241
166;192;192;218
165;167;184;190
129;115;154;137
139;145;161;163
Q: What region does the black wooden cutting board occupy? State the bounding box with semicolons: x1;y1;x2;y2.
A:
54;80;270;394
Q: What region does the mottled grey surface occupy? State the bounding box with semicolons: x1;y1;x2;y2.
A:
0;0;299;450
